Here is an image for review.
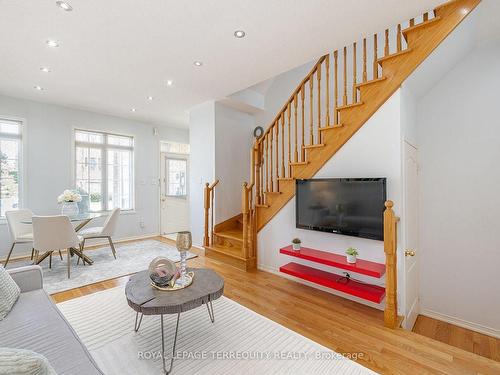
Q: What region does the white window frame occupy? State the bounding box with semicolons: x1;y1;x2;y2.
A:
0;116;26;218
74;129;134;212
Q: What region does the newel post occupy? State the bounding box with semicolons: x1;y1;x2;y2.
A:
254;142;261;205
203;183;210;247
384;200;399;328
241;182;249;259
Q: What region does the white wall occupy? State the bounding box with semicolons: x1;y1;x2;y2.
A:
417;39;500;336
257;91;403;310
214;103;254;223
188;101;216;247
0;94;188;259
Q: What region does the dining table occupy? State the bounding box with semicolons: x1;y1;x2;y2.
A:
21;212;106;266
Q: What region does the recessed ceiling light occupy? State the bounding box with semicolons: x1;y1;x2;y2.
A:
46;39;59;48
234;30;246;38
193;61;203;67
166;80;174;87
56;1;73;11
34;85;44;91
131;108;136;112
40;67;51;73
147;96;154;101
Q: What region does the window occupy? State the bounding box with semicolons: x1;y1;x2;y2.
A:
165;158;187;197
75;130;133;212
0;118;22;217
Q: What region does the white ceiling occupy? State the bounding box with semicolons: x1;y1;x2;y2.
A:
0;0;442;128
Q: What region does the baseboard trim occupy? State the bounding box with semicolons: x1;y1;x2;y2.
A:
420;308;500;339
1;233;160;264
258;263;384;311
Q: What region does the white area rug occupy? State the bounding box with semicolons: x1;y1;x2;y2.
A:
15;240;196;294
58;286;376;375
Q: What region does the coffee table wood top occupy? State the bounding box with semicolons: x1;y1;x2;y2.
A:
126;268;224;315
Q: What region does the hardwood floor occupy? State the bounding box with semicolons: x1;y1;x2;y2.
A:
413;315;500;362
49;237;500;375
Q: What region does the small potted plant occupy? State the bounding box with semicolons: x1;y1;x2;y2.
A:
345;247;358;264
291;238;301;251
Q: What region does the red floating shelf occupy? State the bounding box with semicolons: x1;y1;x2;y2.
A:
280;245;385;278
280;262;386;303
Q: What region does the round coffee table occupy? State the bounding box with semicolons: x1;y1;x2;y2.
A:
126;268;224;374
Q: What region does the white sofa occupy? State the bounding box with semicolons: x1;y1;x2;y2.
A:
0;266;103;375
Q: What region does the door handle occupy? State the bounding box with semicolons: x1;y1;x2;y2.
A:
161;197;166;202
405;250;416;257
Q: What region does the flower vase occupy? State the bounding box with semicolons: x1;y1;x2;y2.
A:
61;202;79;217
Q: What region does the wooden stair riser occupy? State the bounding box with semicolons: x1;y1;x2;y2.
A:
255;0;480;231
213;233;243;248
204;247;256;271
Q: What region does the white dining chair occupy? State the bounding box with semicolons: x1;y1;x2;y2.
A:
32;215;82;279
4;209;34;268
78;208;120;263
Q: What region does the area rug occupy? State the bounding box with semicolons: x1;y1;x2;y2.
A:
17;239;197;295
57;286;376;375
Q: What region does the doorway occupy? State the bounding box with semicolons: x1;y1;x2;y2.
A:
160;142;190;239
403;141;420;330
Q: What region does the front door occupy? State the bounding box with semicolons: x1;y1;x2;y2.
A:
403;141;420;330
160;152;190;236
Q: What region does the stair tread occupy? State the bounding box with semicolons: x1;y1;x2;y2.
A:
402;16;441;37
215;228;243;241
290;161;308;166
278;177;295;181
264;191;282;195
355;77;387;88
303;143;325;149
255;203;270;208
377;48;412;64
319;124;343;131
337;102;364;111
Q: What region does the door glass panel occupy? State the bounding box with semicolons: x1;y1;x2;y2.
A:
166;158;187;197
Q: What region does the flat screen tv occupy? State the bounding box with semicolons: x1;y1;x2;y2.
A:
296;178;387;241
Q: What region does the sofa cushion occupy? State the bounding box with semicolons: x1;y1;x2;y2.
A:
0;347;57;375
0;290;102;375
0;266;20;320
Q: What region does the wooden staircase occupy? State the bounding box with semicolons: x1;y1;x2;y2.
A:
203;0;480;270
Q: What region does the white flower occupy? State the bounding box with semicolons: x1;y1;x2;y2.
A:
57;189;82;203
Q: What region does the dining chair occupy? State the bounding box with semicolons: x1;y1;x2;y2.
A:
4;209;34;268
78;208;120;264
32;215;82;279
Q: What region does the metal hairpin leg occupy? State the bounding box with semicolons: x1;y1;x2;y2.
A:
161;313;180;375
134;312;144;332
206;300;215;323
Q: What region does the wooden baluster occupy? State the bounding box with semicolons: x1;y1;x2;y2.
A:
300;85;305;161
269;127;273;192
317;63;321;142
362;39;367;83
423;12;429;22
309;77;314;145
281;113;285;178
384;29;389;56
287;104;291;177
409;18;415;27
210;188;214;245
333;51;338;124
265;134;269;193
343;46;347;106
325;55;330;129
275;123;279;187
293;95;298;163
373;34;379;79
352;42;357;103
241;183;249;259
254;143;261;204
203;183;210;246
397;24;402;52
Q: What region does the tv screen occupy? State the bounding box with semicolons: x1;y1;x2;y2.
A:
296;178;387;241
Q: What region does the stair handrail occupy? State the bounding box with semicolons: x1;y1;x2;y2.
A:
203;179;219;247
